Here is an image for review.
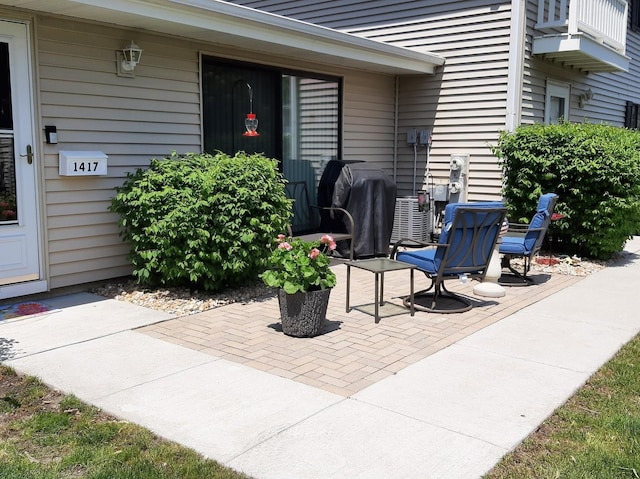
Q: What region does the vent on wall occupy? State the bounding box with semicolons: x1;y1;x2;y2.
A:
390;197;432;243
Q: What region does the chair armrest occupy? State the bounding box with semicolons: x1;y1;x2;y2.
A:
506;223;529;232
504;223;529;238
503;223;548;240
313;206;356;235
390;238;439;259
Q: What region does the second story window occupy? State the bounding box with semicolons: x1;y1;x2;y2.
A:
632;0;640;32
545;80;570;124
626;101;640;129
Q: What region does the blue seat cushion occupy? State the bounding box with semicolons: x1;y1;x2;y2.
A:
499;236;527;255
397;247;484;277
397;248;438;274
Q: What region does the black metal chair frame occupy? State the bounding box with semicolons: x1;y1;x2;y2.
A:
499;225;540;284
499;194;559;286
391;205;507;313
285;180;355;261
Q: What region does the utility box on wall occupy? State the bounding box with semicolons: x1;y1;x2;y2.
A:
59;151;108;176
448;154;469;203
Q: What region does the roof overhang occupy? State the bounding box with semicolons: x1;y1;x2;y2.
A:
532;33;629;73
0;0;444;75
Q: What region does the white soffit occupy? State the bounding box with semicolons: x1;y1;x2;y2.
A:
0;0;444;74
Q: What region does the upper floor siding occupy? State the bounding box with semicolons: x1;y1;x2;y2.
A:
238;0;640;198
522;0;640;127
233;0;513;199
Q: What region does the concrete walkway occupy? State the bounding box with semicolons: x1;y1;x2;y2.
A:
2;237;640;479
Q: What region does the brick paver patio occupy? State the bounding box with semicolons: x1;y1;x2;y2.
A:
137;263;581;397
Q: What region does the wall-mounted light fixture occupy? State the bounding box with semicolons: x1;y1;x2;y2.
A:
243;83;259;137
578;88;593;109
121;41;143;71
117;41;143;77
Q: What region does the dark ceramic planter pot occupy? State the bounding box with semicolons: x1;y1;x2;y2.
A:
277;288;331;337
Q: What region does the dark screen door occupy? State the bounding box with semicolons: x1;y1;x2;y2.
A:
202;57;281;159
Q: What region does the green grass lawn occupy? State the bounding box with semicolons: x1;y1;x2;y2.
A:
0;366;252;479
485;333;640;478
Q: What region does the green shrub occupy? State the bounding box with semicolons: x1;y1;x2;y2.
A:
493;122;640;260
110;151;292;291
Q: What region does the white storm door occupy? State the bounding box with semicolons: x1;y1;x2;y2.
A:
0;21;42;292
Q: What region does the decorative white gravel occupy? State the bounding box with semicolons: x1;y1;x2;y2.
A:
90;254;607;317
91;279;274;317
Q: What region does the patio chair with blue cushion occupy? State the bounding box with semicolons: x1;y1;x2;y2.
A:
499;192;559;285
390;202;507;313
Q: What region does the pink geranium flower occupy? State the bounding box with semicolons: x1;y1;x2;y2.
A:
320;234;337;251
278;241;292;251
308;248;320;259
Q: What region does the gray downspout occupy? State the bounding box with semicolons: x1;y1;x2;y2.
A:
393;75;399;182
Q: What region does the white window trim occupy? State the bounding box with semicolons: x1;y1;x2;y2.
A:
545;80;570;124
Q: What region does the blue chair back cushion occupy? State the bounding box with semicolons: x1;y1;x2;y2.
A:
439;201;504;244
523;193;557;252
398;201;505;276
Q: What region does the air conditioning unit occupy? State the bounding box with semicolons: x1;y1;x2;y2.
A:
391;196;432;243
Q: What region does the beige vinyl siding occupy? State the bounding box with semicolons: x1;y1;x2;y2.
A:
31;12;399;288
342;71;396;172
233;0;512;199
570;22;640;126
349;2;512;199
36;15;202;289
232;0;498;28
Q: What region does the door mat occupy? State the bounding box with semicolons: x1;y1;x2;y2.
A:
0;301;55;321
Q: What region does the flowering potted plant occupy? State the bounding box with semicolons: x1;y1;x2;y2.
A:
260;234;337;337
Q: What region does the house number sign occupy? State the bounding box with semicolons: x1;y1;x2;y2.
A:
59;151;108;176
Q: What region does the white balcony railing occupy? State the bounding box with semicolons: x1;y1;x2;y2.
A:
536;0;627;52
